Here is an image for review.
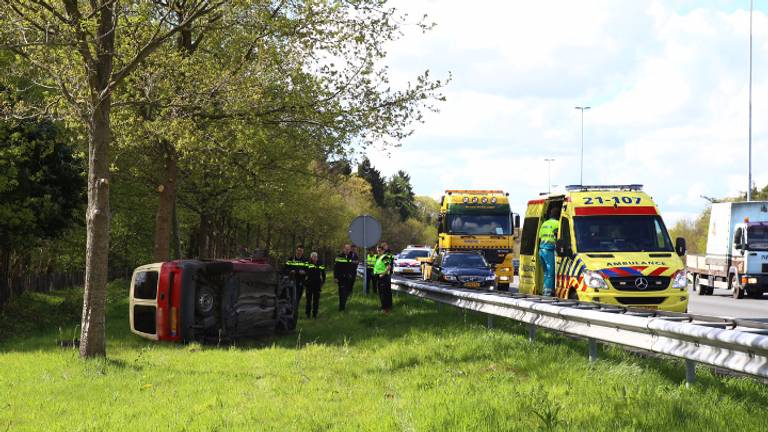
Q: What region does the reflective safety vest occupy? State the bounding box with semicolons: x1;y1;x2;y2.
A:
366;254;376;267
374;252;393;275
538;219;558;245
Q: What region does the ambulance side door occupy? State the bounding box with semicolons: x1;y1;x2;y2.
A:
519;215;541;294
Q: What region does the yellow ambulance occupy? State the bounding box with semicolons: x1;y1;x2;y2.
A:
518;185;689;312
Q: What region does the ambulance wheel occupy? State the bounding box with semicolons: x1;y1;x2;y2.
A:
567;289;579;300
195;286;217;317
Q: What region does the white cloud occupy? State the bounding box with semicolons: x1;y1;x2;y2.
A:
368;0;768;223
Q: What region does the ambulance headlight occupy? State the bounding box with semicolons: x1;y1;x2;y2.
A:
584;270;607;289
671;270;687;289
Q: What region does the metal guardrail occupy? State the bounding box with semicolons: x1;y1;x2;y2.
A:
391;277;768;383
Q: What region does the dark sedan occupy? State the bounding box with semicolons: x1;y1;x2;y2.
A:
430;251;496;289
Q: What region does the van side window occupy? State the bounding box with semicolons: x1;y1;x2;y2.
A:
520;217;540;255
560;218;572;248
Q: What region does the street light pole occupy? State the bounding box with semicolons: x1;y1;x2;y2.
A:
748;0;753;201
544;158;555;193
575;106;591;185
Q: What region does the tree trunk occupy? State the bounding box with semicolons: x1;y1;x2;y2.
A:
152;142;178;262
0;246;10;307
172;201;181;259
79;96;112;359
79;1;116;358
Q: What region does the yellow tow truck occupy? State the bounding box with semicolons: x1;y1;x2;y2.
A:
421;190;519;290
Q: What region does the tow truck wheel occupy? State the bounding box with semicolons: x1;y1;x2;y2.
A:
195;286;217;317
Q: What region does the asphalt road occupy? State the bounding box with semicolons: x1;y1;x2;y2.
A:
505;276;768;320
686;287;768;321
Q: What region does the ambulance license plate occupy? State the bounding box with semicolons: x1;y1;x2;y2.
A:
464;282;480;288
642;306;658;310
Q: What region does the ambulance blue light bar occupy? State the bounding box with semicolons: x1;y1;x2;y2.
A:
565;184;643;192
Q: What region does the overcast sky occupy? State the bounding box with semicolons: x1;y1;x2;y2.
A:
365;0;768;226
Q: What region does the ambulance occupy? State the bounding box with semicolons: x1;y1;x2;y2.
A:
518;185;689;312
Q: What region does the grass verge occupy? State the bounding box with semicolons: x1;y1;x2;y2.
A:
1;280;768;431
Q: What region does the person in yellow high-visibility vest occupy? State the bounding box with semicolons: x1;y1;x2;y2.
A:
538;208;559;296
366;248;378;293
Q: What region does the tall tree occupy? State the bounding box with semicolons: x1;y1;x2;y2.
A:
1;1;222;357
0;118;83;305
386;170;416;221
357;157;386;207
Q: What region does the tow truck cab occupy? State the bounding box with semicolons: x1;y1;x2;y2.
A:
129;259;297;343
518;185;688;312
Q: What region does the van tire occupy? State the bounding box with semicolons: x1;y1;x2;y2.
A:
195;286;217;317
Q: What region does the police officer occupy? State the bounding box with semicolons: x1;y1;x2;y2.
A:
374;241;395;313
538;208;560;296
333;243;359;311
366;247;378;294
285;245;309;310
305;252;326;319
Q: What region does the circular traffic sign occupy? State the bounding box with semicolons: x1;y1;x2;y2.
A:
348;215;381;248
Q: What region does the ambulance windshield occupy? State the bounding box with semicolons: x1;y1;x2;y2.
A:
447;214;511;235
573;215;673;253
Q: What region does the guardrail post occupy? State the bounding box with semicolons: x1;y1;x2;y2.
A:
685;360;696;386
588;338;598;362
528;323;536;342
487;315;493;329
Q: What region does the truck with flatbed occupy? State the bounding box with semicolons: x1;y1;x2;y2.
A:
687;201;768;299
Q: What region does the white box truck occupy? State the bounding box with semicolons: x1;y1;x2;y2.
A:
687;201;768;298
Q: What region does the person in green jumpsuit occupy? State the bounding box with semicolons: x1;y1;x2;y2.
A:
538;208;559;296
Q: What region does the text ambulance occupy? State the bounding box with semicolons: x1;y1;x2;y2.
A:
518;185;689;312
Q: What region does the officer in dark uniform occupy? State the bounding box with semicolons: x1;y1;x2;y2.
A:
304;252;326;319
374;241;395;313
284;245;309;311
333;243;359;311
366;247;378;294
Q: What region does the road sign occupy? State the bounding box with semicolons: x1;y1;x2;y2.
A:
348;215;381;295
348;215;381;248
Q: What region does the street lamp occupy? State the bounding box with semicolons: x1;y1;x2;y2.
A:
748;0;753;201
575;106;591;185
544;158;555;193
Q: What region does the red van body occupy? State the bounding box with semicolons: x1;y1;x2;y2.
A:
129;259;296;343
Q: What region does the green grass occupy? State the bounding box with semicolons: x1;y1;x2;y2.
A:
2;280;768;431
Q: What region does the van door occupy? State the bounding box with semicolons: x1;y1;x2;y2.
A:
519;200;545;294
129;267;160;340
555;216;576;298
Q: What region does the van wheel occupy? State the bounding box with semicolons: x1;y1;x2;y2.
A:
195;286;217;317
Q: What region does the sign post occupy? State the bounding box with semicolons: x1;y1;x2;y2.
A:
348;215;382;295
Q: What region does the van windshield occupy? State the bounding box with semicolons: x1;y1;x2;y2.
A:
573;215;674;253
446;214;511;235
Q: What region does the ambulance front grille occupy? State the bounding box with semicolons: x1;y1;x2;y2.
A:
609;276;669;291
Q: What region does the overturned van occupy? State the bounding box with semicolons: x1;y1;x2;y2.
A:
129;259;297;343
